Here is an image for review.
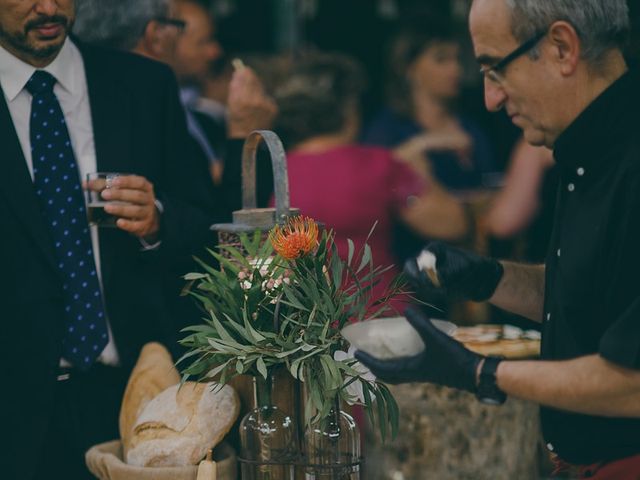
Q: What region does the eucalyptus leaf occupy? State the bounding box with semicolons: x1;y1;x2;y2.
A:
256;357;268;379
175;348;208;366
235;359;244;374
207;337;241;354
282;285;309;312
318;356;332;390
242;308;266;343
210;313;237;343
274;345;304;358
290;358;302;380
206;359;232;379
183;272;208;281
362;382;375;425
376;382;387;440
179;324;217;334
179;219;402;440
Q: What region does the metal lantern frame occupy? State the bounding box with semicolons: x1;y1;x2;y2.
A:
211;129;299;246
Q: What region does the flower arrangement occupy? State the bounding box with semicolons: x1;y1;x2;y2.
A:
179;216;402;439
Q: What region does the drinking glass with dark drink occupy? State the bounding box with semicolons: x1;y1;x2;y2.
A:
85;172;128;227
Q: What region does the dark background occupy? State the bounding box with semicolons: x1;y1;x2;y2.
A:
207;0;640;170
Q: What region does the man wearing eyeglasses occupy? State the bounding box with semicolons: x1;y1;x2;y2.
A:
172;0;225;185
74;0;187;65
356;0;640;477
75;0;225;193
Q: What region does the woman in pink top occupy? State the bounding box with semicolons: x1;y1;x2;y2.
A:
272;53;470;312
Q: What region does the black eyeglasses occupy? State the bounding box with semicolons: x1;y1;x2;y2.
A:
480;30;547;85
154;16;186;32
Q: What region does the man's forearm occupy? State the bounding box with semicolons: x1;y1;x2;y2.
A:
497;355;640;417
489;262;545;322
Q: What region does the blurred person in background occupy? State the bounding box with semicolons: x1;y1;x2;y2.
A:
487;137;556;264
627;0;640;63
75;0;226;186
173;0;222;86
362;17;493;264
217;56;281;213
363;16;494;191
74;0;183;65
271;53;470;309
173;0;226;184
199;59;233;132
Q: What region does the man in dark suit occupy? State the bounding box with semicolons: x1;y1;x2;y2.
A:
172;0;225;185
0;0;217;478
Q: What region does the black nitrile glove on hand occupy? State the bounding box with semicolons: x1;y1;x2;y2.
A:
355;307;483;392
404;241;504;303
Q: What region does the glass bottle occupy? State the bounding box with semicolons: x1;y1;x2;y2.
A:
240;373;299;480
304;397;361;480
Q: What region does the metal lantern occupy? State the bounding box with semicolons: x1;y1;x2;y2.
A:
211;129;299;250
211;130;362;479
211;129;300;476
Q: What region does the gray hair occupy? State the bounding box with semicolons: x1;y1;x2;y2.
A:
73;0;171;50
505;0;629;63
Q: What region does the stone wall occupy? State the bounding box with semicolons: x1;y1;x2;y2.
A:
364;383;540;480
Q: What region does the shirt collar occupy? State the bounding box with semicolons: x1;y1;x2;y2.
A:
180;86;201;108
553;67;640;173
0;38;80;102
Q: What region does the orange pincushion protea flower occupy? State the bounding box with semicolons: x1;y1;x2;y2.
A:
270;216;319;259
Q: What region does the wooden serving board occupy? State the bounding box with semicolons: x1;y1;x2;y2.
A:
453;325;541;359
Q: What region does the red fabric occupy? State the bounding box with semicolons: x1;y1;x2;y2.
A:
274;144;427;312
552;453;640;479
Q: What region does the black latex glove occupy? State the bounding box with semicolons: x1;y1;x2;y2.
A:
404;241;504;303
354;307;483;392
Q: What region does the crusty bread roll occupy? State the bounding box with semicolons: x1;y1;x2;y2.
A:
119;343;181;453
126;382;240;467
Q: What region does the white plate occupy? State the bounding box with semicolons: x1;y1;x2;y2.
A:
341;316;456;360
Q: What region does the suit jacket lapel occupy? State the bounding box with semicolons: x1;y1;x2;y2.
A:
81;48;133;178
0;89;59;273
81;46;133;286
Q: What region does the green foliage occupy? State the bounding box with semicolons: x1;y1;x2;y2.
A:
179;227;402;440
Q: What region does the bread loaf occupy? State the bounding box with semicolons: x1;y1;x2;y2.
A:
126;382;239;467
119;343;181;453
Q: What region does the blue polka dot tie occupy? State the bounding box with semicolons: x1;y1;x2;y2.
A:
27;70;109;371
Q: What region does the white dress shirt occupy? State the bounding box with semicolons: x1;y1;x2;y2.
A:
0;39;119;366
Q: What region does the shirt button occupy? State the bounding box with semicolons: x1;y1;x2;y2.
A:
557;249;561;257
577;167;585;176
567;183;575;192
547;443;554;452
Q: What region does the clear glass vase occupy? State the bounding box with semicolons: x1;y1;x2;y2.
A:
240;373;299;480
304;398;361;480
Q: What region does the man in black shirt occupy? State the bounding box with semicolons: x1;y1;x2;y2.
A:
356;0;640;476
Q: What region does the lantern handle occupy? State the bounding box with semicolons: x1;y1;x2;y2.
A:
241;130;291;224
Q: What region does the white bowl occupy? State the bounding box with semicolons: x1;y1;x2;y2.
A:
341;316;456;360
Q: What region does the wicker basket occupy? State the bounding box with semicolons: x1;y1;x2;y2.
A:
85;441;237;480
